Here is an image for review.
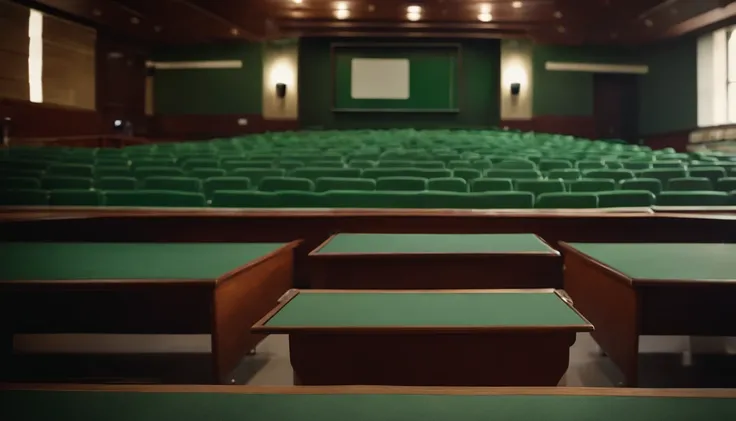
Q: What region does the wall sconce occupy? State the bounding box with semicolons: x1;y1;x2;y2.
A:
276;83;287;99
510;82;521;96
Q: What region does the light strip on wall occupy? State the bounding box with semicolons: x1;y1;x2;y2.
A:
28;9;44;103
545;61;649;74
146;60;243;70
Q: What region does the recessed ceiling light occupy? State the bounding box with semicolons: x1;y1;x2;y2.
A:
512;1;522;8
230;28;240;36
368;4;375;12
557;26;566;33
478;12;492;22
335;9;350;19
130;17;140;25
335;1;348;10
479;3;491;13
407;11;421;21
407;5;422;14
644;19;653;27
553;11;563;19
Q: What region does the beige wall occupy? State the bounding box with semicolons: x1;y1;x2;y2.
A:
262;41;299;120
500;39;533;120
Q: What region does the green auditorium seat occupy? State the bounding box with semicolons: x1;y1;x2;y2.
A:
415;161;445;169
348;160;376;169
619;178;662;195
96;166;133;178
494;159;536;170
143;176;202;193
484;169;541;180
309;161;345;168
204;177;251;199
279;160;305;171
248;153;279;161
350;153;380;161
413;191;473;209
536;192;599;208
666;177;713;191
716;177;736;192
378;160;414;168
135;166;185;179
621;161;652;171
61;155;96;164
1;158;50;172
0;189;48;206
434;154;462;164
0;168;45;178
362;168;451;179
289;167;361;180
539;159;573;172
189;168;226;179
451;168;483;182
583;169;635;183
130;158;176;169
97;176;137;191
639;168;688;186
42;176;93;190
447;160;473;169
315;177;376;192
46;163;94;178
277;191;326;207
232;160;274;169
473;191;535;209
470;160;492;171
376;176;427;192
470;178;514;192
427;177;467;193
603;161;624;169
49;189;102;206
651;160;685;168
259;176;315;192
96;158;130;167
182;158;220;171
0;177;40;190
688;167;727;185
516;179;565;198
597;190;656;208
568;179;616;193
576;160;607;171
548;169;581;180
230;168;286;187
656;191;729;206
323;191;421;208
103;190;206;207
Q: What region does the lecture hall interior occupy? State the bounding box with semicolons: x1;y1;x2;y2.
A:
1;0;736;419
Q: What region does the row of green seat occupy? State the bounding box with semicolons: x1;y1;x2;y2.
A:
2;188;734;208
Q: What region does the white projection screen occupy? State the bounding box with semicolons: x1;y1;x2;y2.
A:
350;58;410;99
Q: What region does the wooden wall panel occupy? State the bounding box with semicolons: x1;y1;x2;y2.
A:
0;98;104;138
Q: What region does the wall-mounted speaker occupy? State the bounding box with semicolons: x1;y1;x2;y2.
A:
276;83;287;99
510;83;521;96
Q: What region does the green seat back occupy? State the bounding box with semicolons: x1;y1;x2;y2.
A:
135;166;185;179
597;190;655;208
103;190;206;207
210;190;278;207
516;179;565;198
447;160;473;170
536;192;598;208
619;178;662;194
276;191;326;207
278;160;305;171
42;176;93;190
688;167;727;185
315;177;376;192
655;191;729;206
452;168;483;181
378;160;414;168
376;176;428;192
651;160;685;169
548;169;581;180
289;167;361;181
621;161;652;170
427;177;468;193
539;159;573;172
143;176;202;193
0;177;40;190
715;177;736;192
182;158;220;170
96;158;130;167
323;191;421;208
0;189;49;206
49;189;101;206
583;169;635;183
470;160;492;171
203;176;252;199
97;177;137;191
362;168;451;179
471;191;535;209
130;158;176;169
348;160;376;169
96;166;133;178
47;163;94;178
259;176;315;192
189;168;227;179
576;160;606;171
414;161;445;169
494;159;536;170
484;169;541;180
568;179;616;193
230;169;286;187
666;177;713;191
639;168;688;185
309;161;345;168
470;178;514;192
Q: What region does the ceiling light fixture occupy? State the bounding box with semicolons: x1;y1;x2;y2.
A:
407;5;422;14
478;13;492;22
479;3;491;14
230;28;240;36
335;9;350;19
512;1;522;8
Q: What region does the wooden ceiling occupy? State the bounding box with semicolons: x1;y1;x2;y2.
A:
21;0;736;45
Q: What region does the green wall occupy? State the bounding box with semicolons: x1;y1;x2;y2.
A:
532;45;638;116
299;38;500;129
637;37;697;135
153;43;262;115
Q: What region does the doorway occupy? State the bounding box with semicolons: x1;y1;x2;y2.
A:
593;73;639;142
